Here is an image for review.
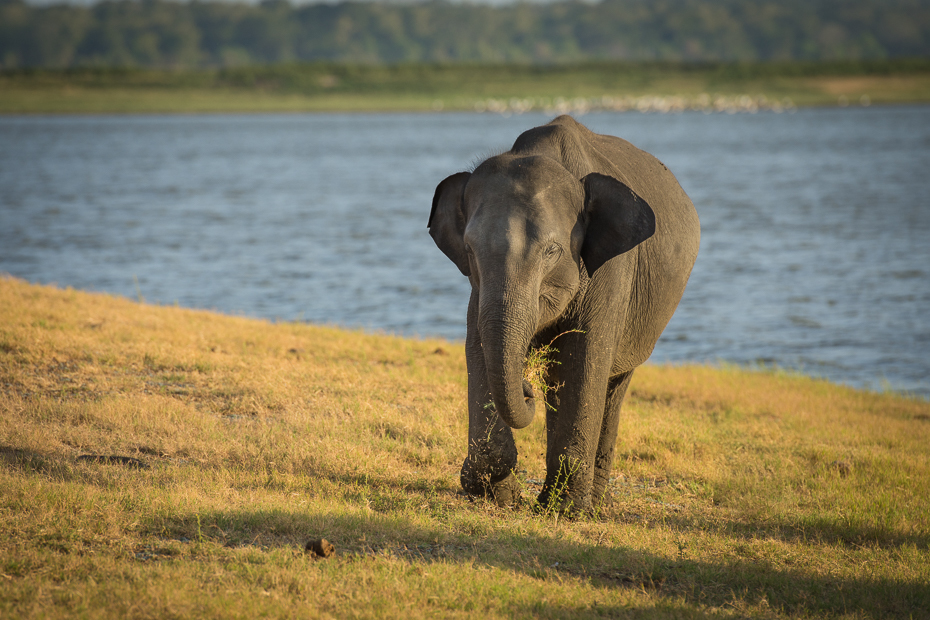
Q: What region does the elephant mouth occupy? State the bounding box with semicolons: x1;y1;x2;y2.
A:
522;379;535;405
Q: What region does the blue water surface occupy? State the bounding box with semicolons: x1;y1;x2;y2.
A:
1;107;928;395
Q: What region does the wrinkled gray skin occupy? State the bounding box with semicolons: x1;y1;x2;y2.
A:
428;116;700;513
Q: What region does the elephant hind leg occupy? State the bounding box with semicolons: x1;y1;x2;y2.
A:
591;370;634;507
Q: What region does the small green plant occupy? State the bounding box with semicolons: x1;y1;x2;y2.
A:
523;330;583;412
540;453;581;518
510;468;530;503
132;274;145;303
195;514;206;545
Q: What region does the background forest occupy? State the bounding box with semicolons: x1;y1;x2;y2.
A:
2;0;929;69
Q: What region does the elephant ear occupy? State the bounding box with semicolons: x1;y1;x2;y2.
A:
428;171;472;277
580;172;656;277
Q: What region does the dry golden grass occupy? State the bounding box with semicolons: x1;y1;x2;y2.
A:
1;275;928;619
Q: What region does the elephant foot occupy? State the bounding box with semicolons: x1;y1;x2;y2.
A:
460;460;523;507
536;486;592;517
488;473;523;507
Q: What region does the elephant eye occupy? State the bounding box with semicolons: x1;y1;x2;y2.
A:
546;243;561;258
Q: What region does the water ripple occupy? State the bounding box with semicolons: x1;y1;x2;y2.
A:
1;108;928;396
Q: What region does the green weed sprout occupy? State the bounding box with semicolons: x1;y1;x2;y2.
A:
541;453;581;518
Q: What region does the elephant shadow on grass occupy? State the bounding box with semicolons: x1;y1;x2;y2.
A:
151;489;928;619
656;509;930;556
7;447;924;617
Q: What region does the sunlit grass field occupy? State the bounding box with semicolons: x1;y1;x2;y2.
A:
2;61;930;114
1;276;928;618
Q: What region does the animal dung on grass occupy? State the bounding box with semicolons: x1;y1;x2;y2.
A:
305;538;335;559
829;460;852;477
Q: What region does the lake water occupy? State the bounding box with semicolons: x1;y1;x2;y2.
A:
1;107;928;397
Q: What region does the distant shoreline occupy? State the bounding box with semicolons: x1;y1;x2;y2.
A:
3;61;929;114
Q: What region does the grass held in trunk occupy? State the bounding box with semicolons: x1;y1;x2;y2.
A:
1;276;928;618
523;330;584;412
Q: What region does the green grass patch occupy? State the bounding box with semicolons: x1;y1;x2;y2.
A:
1;275;928;618
3;60;930;114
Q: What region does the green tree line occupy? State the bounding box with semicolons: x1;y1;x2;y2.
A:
1;0;929;68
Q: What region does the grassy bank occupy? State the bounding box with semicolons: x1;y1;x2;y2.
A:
2;61;930;114
1;276;928;619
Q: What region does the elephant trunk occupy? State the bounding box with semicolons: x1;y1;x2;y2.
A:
478;294;537;430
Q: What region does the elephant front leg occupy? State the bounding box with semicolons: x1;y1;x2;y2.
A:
537;333;613;515
460;295;521;506
460;422;520;506
460;361;521;506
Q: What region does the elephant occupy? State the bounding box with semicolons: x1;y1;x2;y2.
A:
428;115;700;514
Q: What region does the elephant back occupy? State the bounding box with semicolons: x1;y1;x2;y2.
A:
513;115;701;368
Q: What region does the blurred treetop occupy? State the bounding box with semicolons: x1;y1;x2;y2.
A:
1;0;928;68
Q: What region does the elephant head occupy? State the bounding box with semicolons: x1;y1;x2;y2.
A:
429;155;655;431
